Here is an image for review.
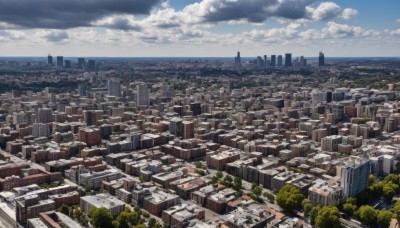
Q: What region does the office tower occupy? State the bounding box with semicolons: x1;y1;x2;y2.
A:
47;54;53;65
225;79;234;92
56;56;63;67
183;121;194;139
107;78;121;97
270;55;276;67
87;60;96;70
64;60;71;68
78;83;87;96
277;55;283;67
234;51;241;70
340;157;369;198
38;108;52;123
137;84;150;106
285;53;292;67
78;58;85;68
319;52;325;66
264;55;267;68
300;56;306;68
256;56;264;69
173;105;183;116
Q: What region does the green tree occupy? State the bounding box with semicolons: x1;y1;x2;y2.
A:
222;175;233;187
276;185;305;213
148;218;156;228
377;210;393;228
115;208;137;228
90;207;114;228
356;205;377;225
342;203;357;217
383;184;397;201
233;176;242;191
309;206;320;225
345;198;357;205
216;170;223;179
194;161;203;169
57;204;70;216
315;206;341;228
302;199;313;217
368;174;375;186
369;182;384;197
263;192;275;203
393;200;400;218
212;176;219;184
252;185;263;197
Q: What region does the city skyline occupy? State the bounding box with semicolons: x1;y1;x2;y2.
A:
0;0;399;57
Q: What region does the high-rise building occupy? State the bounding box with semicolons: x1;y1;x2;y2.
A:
234;51;241;70
263;55;267;68
38;108;52;124
48;55;53;65
285;53;292;67
64;60;71;68
277;55;283;67
78;58;85;68
87;60;96;70
319;52;325;67
83;110;103;126
137;84;150;106
169;117;183;137
256;56;264;69
270;55;276;67
340;157;369;198
56;56;63;68
107;79;121;97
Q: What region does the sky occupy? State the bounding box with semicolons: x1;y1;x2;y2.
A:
0;0;399;57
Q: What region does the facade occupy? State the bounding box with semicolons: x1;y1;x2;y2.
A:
340;157;370;198
80;194;125;217
137;84;150;106
108;78;121;97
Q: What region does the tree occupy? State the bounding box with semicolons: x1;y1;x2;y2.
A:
194;161;203;169
393;200;400;218
377;210;393;228
356;205;377;225
342;203;357;217
368;174;375;186
212;176;219;184
216;170;223;179
302;199;313;217
57;204;70;216
233;176;242;191
263;192;275;203
90;207;114;228
309;206;320;225
115;208;137;228
276;185;304;213
315;206;341;228
345;198;357;205
252;185;263;197
369;182;384;197
148;218;156;228
383;184;397;201
222;175;233;187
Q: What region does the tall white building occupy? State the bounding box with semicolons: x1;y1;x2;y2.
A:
137;84;150;106
108;78;121;97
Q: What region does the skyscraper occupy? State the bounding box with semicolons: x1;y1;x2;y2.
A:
264;55;267;68
234;51;241;70
270;55;276;67
319;52;325;66
87;60;96;70
64;60;71;68
137;84;150;106
78;58;85;68
277;55;283;67
48;54;53;65
56;56;63;68
107;79;121;97
285;53;292;67
78;83;87;97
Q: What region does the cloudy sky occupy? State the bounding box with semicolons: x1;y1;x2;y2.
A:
0;0;399;57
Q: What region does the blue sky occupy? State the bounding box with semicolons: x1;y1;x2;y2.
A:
0;0;399;57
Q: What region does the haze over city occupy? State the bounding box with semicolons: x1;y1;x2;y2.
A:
0;0;399;57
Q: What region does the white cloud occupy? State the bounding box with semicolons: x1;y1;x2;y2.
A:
396;19;400;24
307;2;342;21
341;8;358;19
322;22;378;38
